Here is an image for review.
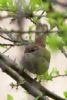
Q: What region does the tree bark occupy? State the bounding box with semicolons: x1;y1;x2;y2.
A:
0;53;65;100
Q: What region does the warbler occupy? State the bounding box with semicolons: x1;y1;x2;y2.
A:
22;46;50;75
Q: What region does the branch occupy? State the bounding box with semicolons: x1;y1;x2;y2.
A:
0;53;65;100
37;10;46;20
0;34;29;45
52;74;67;78
0;34;15;42
0;29;67;58
0;29;49;34
0;59;47;100
0;28;67;35
0;9;67;19
2;46;12;54
60;48;67;58
0;32;31;48
0;42;28;47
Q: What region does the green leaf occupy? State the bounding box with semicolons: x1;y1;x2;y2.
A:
21;0;26;8
0;0;7;8
58;31;67;44
59;24;67;31
7;94;14;100
32;17;39;23
57;18;64;26
37;71;52;80
34;96;40;100
47;18;56;28
0;0;17;12
64;70;67;74
41;2;49;11
64;91;67;98
46;34;64;50
47;11;63;19
29;0;41;11
50;67;59;76
0;45;7;48
29;0;49;11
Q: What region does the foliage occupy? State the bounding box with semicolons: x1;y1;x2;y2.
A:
46;33;64;51
0;0;17;12
22;0;67;51
34;96;40;100
50;67;59;76
37;67;60;80
37;71;52;80
64;69;67;74
7;94;14;100
64;91;67;99
29;0;49;11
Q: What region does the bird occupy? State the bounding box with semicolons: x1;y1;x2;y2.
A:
22;46;50;75
21;22;51;75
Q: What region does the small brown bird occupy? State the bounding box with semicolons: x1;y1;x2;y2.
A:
22;23;50;75
22;46;50;75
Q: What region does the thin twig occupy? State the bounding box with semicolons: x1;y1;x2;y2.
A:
52;74;67;78
0;28;67;34
29;18;37;24
0;34;29;46
37;10;45;20
0;43;14;46
0;29;67;58
60;48;67;58
0;34;14;42
2;46;12;54
0;34;23;43
0;41;28;46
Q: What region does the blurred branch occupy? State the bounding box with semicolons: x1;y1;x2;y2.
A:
0;42;28;46
0;43;14;46
52;74;67;78
0;29;67;59
0;10;67;19
60;48;67;58
0;28;67;34
0;34;28;44
0;59;46;100
2;46;12;54
0;33;29;46
0;34;15;42
37;10;46;20
0;53;65;100
0;29;49;34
